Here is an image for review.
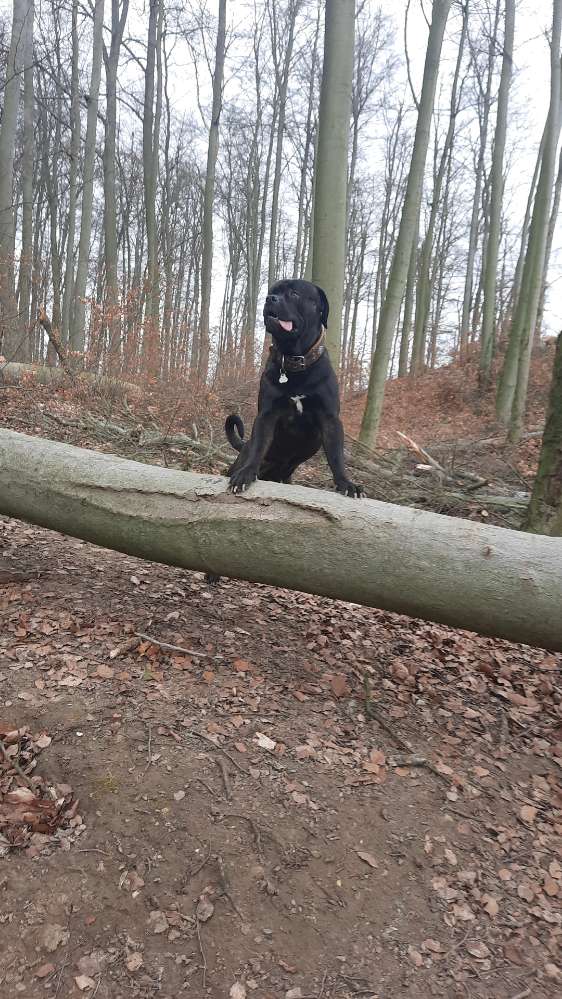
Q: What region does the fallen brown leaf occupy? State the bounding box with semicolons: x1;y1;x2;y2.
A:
35;963;55;979
356;850;378;869
519;804;537;824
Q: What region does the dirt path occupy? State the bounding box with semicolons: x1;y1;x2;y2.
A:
1;517;560;999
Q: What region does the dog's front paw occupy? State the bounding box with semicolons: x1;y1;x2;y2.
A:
229;467;258;494
335;479;364;498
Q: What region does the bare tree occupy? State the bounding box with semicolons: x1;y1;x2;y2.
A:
410;4;467;377
459;1;499;363
267;0;302;288
360;0;452;446
478;0;515;390
71;0;105;359
60;0;80;348
311;0;356;368
198;0;227;383
536;142;562;334
292;5;320;280
524;332;562;535
18;0;34;357
141;0;164;377
497;0;562;438
102;0;129;373
0;0;29;360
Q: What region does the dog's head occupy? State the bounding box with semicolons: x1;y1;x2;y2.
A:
263;279;329;354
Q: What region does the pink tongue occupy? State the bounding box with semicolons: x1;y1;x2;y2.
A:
278;319;293;331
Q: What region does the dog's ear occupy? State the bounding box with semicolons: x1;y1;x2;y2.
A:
314;286;329;328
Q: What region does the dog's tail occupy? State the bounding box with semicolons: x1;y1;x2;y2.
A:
225;414;244;452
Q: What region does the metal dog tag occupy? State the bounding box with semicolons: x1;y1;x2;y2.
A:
279;371;288;384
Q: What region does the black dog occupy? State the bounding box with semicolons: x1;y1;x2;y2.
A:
225;279;363;497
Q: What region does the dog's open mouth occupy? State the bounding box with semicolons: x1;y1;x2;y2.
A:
266;316;294;332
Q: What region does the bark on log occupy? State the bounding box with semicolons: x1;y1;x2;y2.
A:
1;429;562;651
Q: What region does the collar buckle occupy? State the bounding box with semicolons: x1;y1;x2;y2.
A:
290;355;306;370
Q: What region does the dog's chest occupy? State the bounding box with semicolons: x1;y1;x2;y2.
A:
289;394;306;415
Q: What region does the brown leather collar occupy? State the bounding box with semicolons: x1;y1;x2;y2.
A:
269;329;326;373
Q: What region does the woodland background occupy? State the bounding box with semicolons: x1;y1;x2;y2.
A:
0;0;561;450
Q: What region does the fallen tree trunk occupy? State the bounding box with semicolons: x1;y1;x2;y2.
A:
0;362;140;396
34;409;530;528
1;429;561;651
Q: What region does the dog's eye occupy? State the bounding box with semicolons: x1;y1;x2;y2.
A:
289;290;299;299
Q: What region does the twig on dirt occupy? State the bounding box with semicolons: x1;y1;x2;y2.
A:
337;974;378;996
464;478;490;493
313;877;345;908
0;737;35;789
214;757;232;801
0;956;18;987
76;848;110;857
218;812;264;861
186;777;220;798
389;754;431;768
443;929;470;958
367;708;450;784
192;731;247;774
317;971;329;999
145;723;153;771
421;760;456;784
53;906;73;999
366;706;413;753
91;975;103;998
216;853;245;920
134;632;209;658
195;917;207;989
187;841;212;880
362;673;374;720
446;806;491;829
510;989;531;999
109;635;141;659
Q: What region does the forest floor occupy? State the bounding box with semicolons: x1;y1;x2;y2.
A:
0;348;561;999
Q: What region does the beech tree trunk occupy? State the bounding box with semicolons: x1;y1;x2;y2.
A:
102;0;129;374
523;332;562;535
0;0;28;361
479;0;515;389
1;429;562;651
497;1;562;436
198;0;227;384
71;0;104;360
359;0;451;445
536;142;562;335
142;0;162;377
61;0;80;348
267;0;300;289
459;5;498;364
398;221;418;378
410;4;467;377
312;0;356;367
18;0;34;356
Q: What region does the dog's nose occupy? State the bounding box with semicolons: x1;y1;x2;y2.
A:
266;294;279;305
